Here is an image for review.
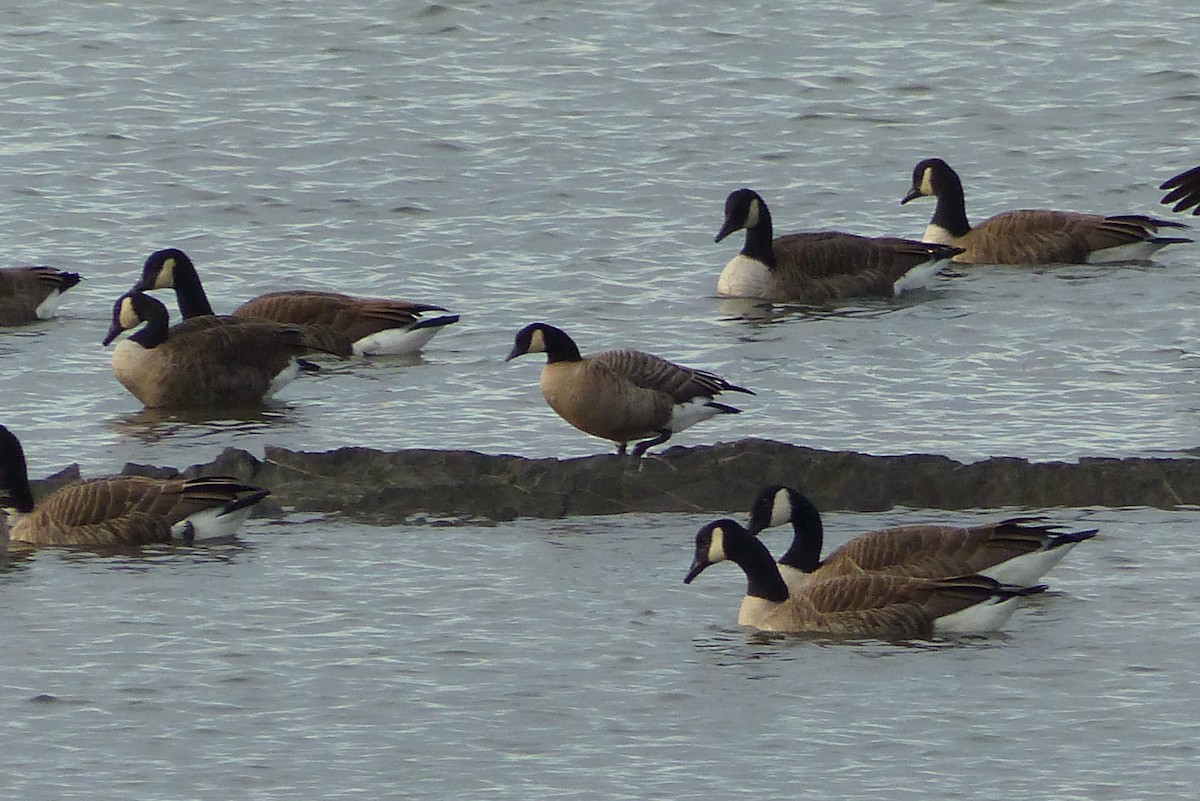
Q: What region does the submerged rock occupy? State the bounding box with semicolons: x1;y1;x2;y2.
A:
41;437;1193;523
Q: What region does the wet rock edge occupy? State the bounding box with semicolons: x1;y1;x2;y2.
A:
31;437;1199;524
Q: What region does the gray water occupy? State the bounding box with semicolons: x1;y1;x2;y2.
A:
4;506;1200;800
2;1;1200;798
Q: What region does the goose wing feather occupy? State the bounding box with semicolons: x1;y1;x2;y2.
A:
591;349;752;402
1161;165;1200;215
235;291;448;343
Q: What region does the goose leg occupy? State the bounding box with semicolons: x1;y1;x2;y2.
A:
631;430;671;458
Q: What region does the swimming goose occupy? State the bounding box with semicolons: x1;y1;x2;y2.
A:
746;485;1096;590
0;425;269;547
685;519;1046;637
901;157;1191;264
505;322;754;457
713;188;962;303
102;291;345;409
132;248;459;356
1160;165;1200;216
0;266;82;326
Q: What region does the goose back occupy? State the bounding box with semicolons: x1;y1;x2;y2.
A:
761;573;1042;638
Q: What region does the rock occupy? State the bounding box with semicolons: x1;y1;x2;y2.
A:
28;438;1200;523
124;438;1200;521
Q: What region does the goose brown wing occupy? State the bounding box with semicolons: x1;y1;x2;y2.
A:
1161;165;1200;215
33;476;261;526
767;233;953;302
776;574;1011;638
971;210;1188;263
168;316;325;366
590;349;751;402
235;291;448;342
817;519;1066;578
0;266;81;325
13;509;173;546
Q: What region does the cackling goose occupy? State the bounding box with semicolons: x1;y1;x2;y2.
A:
505;322;753;457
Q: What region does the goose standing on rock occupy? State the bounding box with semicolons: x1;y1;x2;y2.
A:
505;322;754;457
901;157;1191;264
102;291;345;410
0;266;82;326
0;425;270;547
685;519;1046;638
713;188;962;303
132;248;459;356
1160;165;1200;216
745;485;1096;590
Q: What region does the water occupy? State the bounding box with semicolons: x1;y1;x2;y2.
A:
2;1;1200;797
4;505;1199;800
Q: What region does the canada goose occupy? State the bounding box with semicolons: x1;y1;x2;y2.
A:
0;425;269;547
102;291;345;409
132;248;459;355
0;266;82;326
901;157;1191;264
505;322;753;457
713;188;963;303
1160;165;1200;216
746;485;1097;590
685;519;1046;638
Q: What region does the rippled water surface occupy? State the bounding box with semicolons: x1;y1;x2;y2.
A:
2;0;1199;474
4;506;1200;799
3;0;1200;797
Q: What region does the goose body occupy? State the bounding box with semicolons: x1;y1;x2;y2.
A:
714;188;962;303
748;485;1096;591
0;425;269;547
505;322;753;457
0;266;82;326
685;519;1045;638
133;248;458;356
902;158;1191;264
102;291;340;409
1161;165;1200;216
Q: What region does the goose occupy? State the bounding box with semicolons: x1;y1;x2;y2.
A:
745;485;1096;590
132;248;459;356
505;322;754;457
0;425;269;547
684;518;1046;638
713;188;963;303
102;291;346;409
901;157;1191;264
1160;165;1200;216
0;266;82;326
